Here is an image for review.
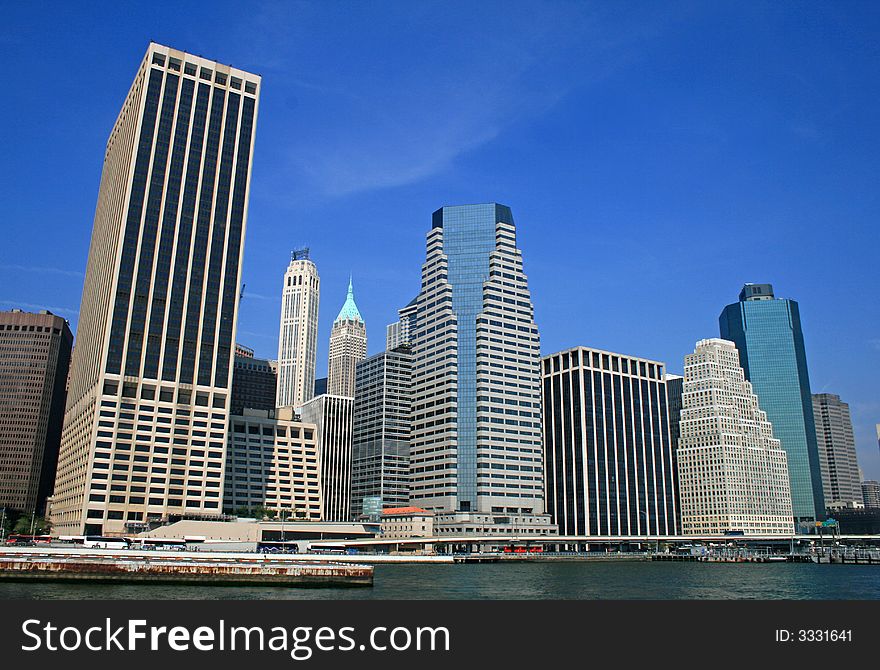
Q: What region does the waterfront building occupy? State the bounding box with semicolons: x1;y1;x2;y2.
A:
812;393;862;509
380;506;434;539
542;347;679;537
678;339;793;536
223;407;322;520
719;283;824;526
276;249;319;409
0;310;73;514
327;278;367;398
863;480;880;509
137;518;379;550
231;351;277;415
351;346;412;517
300;394;354;521
52;43;261;535
408;203;549;533
385;298;418;351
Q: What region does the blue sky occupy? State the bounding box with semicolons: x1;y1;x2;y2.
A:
1;1;878;478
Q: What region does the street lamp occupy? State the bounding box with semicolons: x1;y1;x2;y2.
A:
280;508;286;552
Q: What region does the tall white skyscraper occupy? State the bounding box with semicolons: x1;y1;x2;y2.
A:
677;338;793;536
276;249;319;408
327;278;366;398
409;204;548;534
52;43;261;535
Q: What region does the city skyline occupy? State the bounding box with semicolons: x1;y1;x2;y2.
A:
1;3;878;479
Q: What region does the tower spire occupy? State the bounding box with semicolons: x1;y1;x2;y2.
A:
335;275;363;323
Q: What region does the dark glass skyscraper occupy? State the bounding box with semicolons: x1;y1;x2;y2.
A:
0;310;72;515
53;43;260;535
230;353;277;415
351;346;413;517
719;283;824;524
542;347;679;537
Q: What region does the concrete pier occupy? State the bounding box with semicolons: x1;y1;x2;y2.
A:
0;547;373;587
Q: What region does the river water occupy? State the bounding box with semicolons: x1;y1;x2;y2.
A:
1;561;879;599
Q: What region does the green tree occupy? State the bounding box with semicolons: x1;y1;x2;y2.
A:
12;515;51;535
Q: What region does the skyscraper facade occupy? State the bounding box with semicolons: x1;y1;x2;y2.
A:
719;283;824;525
223;407;322;520
52;43;260;535
327;279;366;398
678;339;793;536
542;347;679;537
385;298;417;351
351;347;412;517
0;310;73;514
812;393;862;508
409;204;546;529
230;353;277;415
665;372;684;520
299;394;354;521
276;249;319;409
862;480;880;509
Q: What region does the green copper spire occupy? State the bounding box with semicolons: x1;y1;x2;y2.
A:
335;276;363;323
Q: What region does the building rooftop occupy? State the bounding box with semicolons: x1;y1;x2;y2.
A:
739;283;775;301
334;276;363;323
381;507;433;517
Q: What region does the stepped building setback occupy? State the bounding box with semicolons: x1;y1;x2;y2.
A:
677;339;793;536
408;203;551;534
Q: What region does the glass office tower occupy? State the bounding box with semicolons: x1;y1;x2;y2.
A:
351;346;413;517
52;43;260;535
719;283;824;525
409;204;549;533
542;347;679;537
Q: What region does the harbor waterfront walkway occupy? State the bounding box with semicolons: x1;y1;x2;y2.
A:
0;545;451;564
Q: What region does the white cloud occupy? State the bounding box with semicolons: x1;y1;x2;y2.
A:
0;264;83;278
245;2;670;198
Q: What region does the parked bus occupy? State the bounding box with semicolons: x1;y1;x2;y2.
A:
82;536;131;549
308;543;346;554
502;545;543;554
